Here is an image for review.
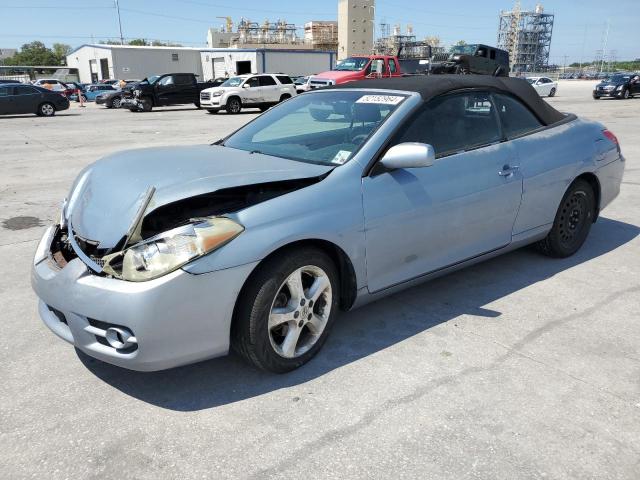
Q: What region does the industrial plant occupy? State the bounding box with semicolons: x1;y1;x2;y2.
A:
497;1;555;73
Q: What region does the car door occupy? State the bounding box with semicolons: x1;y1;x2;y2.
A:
174;74;195;103
14;85;41;113
155;75;177;105
0;85;15;114
242;76;262;104
258;75;279;102
631;75;640;95
362;91;523;292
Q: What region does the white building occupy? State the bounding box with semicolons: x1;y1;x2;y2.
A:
66;44;204;83
67;44;336;84
200;48;336;79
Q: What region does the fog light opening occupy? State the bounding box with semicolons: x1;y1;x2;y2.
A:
105;327;135;350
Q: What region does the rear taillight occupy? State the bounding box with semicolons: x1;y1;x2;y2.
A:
603;129;621;153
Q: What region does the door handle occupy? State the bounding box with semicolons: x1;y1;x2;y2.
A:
498;164;520;177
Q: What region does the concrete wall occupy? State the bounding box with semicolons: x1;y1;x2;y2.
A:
263;50;335;76
111;47;203;81
67;45;204;83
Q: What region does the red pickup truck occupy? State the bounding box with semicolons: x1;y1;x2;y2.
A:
308;55;402;88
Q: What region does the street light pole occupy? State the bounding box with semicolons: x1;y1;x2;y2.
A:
115;0;124;45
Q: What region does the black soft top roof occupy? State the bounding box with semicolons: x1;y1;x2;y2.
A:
334;74;566;126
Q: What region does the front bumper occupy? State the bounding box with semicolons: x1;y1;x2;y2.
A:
120;98;141;109
31;227;258;371
593;88;622;98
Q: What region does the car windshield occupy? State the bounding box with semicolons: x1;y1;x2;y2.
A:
334;57;370;71
526;78;537;84
609;75;630;83
146;75;161;84
221;77;244;87
223;91;407;166
450;44;478;55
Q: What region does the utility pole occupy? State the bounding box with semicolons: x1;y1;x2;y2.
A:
599;19;610;74
115;0;125;45
562;55;569;74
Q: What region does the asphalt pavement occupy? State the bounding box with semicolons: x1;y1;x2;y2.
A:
1;81;639;479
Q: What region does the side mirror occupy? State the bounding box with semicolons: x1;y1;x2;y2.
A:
379;143;435;170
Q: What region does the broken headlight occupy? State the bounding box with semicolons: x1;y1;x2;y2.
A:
102;217;243;282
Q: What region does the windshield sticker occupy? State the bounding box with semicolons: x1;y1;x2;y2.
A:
356;95;404;105
331;150;351;165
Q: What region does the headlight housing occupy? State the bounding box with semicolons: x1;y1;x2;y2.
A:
212;90;223;97
102;217;243;281
616;85;624;91
133;89;142;97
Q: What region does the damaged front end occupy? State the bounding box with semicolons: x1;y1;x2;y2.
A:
55;176;325;281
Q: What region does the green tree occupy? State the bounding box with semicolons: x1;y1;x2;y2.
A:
3;41;59;65
128;38;149;46
52;43;72;65
454;40;467;47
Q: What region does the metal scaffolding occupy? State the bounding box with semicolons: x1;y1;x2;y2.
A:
497;2;554;73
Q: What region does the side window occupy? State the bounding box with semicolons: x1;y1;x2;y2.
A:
493;93;543;138
15;86;37;95
389;59;397;74
174;74;193;85
0;86;12;96
392;92;501;156
490;50;496;60
245;77;260;88
259;76;277;86
276;75;293;84
158;76;174;86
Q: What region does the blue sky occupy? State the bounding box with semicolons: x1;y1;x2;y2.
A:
1;0;638;63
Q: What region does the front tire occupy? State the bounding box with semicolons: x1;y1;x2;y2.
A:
112;97;122;109
226;96;242;114
139;97;152;112
37;102;55;117
232;247;339;373
549;87;556;97
622;89;630;99
536;179;595;258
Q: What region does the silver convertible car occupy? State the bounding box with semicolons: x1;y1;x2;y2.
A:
32;76;625;373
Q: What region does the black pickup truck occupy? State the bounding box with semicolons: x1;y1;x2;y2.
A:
122;73;216;112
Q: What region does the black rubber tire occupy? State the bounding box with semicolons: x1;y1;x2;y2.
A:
206;109;218;114
232;247;339;373
226;96;242;114
139;97;152;112
112;97;122;109
456;64;470;75
279;94;291;103
549;87;556;97
593;96;600;100
259;106;270;112
536;179;595;258
194;101;202;109
37;102;55;117
622;89;630;99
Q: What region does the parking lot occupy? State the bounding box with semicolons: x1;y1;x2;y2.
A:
2;80;639;479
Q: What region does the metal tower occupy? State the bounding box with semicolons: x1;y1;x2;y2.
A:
497;2;554;73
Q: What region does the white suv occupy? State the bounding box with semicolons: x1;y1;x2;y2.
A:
200;74;297;114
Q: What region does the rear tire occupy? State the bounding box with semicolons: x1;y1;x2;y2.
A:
279;94;291;102
536;179;595;258
37;102;55;117
549;87;556;97
232;247;339;373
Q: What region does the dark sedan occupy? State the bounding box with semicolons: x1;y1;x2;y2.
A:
593;73;640;99
0;84;69;116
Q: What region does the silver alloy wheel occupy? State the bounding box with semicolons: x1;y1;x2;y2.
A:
228;98;241;113
41;103;54;116
268;265;332;359
112;97;121;108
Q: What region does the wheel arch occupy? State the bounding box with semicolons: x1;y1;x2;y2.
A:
233;238;358;323
572;172;601;221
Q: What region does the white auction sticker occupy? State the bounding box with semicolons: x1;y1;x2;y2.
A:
331;150;351;165
356;95;404;105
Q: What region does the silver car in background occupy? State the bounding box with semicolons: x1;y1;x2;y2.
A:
32;76;624;373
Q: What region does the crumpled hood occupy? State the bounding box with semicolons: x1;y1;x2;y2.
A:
68;145;332;249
